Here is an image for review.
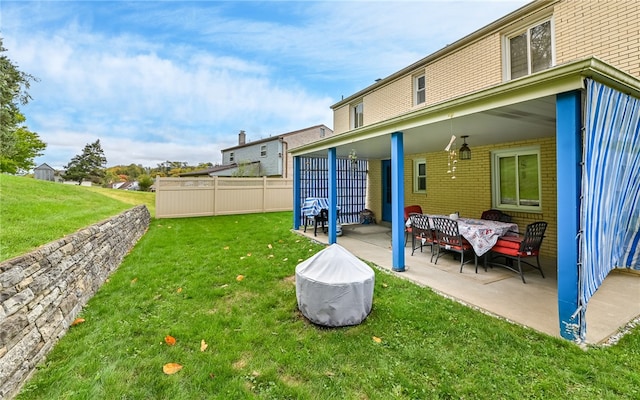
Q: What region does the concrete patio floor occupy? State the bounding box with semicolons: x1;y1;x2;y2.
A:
296;222;640;345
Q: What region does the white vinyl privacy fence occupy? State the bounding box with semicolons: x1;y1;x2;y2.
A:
155;177;293;218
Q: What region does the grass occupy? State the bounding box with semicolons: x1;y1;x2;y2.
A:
5;176;640;399
0;174;154;261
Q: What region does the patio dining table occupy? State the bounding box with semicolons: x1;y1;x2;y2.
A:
454;217;519;256
416;215;519;256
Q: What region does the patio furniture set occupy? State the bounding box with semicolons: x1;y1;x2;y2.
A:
405;205;547;284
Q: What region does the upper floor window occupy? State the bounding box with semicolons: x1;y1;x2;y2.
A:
352;101;364;129
260;145;267;157
413;159;426;193
414;74;426;105
320;127;325;137
505;18;554;80
229;152;234;162
491;147;541;212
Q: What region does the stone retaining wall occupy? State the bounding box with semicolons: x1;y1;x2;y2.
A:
0;205;151;399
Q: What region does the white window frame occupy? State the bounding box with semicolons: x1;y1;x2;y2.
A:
413;158;427;193
260;145;267;157
229;152;234;162
352;101;364;129
491;146;542;212
503;16;555;81
414;74;426;106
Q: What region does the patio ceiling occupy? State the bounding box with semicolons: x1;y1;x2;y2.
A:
291;57;640;160
339;96;557;160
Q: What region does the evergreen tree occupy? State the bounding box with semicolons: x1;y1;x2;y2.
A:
63;140;107;185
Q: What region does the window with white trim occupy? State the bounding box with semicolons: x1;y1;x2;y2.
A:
229;152;234;162
260;145;267;157
491;147;541;211
352;101;364;129
413;159;427;193
505;18;554;80
414;74;426;105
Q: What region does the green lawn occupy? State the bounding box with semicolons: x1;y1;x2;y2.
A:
0;174;154;261
5;175;640;399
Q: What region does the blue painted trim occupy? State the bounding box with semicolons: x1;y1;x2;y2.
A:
391;132;406;271
293;156;301;230
328;148;337;244
556;90;582;341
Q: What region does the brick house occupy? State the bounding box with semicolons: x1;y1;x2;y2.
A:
290;0;640;341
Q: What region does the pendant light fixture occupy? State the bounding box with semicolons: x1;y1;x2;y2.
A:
459;135;471;160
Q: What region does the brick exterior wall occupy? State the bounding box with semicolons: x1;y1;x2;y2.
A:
0;205;151;400
333;0;640;135
555;0;640;78
403;137;557;257
366;137;557;257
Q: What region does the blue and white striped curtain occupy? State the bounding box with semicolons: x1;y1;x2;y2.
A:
579;79;640;337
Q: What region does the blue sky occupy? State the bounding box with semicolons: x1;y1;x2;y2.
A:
3;0;529;169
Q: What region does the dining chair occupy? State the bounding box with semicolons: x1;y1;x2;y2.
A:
485;221;547;283
410;213;436;258
480;209;502;221
432;217;478;272
404;205;423;245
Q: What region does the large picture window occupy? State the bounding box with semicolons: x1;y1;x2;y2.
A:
505;18;553;80
413;159;426;193
491;147;541;211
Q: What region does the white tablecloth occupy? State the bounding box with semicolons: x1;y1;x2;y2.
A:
456;217;519;256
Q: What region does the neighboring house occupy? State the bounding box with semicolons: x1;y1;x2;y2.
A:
179;161;261;177
219;125;332;178
33;163;56;181
290;0;640;342
112;181;139;191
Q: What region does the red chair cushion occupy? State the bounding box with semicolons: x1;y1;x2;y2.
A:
492;245;540;257
495;236;521;250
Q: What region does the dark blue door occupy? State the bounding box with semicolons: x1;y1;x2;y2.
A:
381;159;392;222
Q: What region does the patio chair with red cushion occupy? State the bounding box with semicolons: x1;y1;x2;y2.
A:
486;221;547;283
432;217;478;273
410;213;436;259
403;205;423;245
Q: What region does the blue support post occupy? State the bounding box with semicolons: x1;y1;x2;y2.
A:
391;132;406;271
293;156;301;230
328;148;337;244
556;90;583;341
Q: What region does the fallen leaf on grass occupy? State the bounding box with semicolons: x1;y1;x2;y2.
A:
131;278;138;284
71;318;85;326
282;258;288;261
176;287;182;293
372;336;382;343
165;335;177;346
236;275;245;281
268;254;274;258
200;339;208;352
224;246;230;250
246;253;252;257
268;244;273;249
163;363;183;375
382;283;388;288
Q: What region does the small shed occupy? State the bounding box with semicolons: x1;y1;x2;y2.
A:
34;163;56;181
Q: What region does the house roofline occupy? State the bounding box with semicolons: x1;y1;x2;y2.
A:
331;0;558;109
220;124;331;152
294;57;640;157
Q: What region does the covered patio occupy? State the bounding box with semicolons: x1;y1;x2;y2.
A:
296;223;640;346
291;58;640;343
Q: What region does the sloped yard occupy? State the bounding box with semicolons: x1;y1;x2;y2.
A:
15;212;640;399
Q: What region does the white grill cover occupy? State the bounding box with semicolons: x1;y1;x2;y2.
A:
295;244;375;327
